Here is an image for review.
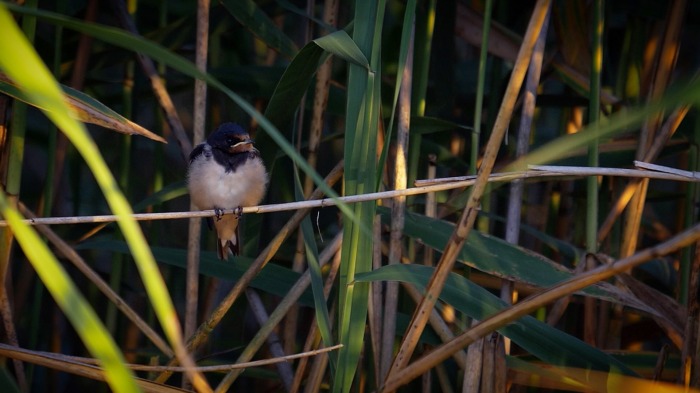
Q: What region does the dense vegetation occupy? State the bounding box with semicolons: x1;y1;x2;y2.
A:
1;0;700;392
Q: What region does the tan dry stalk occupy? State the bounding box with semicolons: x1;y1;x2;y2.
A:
110;0;192;159
383;221;700;391
185;0;210;361
382;1;552;389
18;202;174;357
0;344;187;393
2;164;698;228
381;18;415;380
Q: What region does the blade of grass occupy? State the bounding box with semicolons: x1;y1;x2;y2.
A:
471;0;494;176
0;4;210;391
586;0;603;254
335;1;384;391
0;198;138;392
293;166;336;371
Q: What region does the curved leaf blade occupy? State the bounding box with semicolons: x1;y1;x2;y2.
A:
0;72;166;143
355;264;638;377
378;207;659;316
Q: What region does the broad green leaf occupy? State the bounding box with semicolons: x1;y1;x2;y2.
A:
335;2;385;392
314;30;370;70
262;28;369;133
78;240;315;306
0;72;165;143
262;42;326;130
378;207;662;317
354;264;638;377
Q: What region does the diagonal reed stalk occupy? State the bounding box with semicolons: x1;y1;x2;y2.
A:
383;220;700;391
382;2;552;390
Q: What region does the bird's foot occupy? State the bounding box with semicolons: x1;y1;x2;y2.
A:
214;207;225;221
234;206;243;219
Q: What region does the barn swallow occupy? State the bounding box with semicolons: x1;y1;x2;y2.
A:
187;123;268;259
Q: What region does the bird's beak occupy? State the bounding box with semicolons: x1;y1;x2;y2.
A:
230;138;255;153
231;139;253;148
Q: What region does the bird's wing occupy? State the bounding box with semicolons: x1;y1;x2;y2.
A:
188;143;207;163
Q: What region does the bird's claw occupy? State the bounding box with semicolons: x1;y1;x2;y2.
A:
214;207;224;221
234;206;243;219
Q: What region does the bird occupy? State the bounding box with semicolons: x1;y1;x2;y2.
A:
187;122;268;259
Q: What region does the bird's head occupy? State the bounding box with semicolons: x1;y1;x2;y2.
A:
208;123;256;154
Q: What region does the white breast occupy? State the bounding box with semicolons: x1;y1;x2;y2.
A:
187;148;268;210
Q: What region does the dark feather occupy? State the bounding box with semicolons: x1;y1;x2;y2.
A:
188;143;206;163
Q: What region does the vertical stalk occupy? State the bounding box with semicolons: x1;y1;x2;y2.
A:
186;0;210;346
406;0;435;189
471;0;493;176
381;17;415;381
587;0;603;254
336;1;384;391
504;0;551;282
681;115;700;305
286;0;339;357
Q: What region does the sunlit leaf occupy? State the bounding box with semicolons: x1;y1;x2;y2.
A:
0;72;166;143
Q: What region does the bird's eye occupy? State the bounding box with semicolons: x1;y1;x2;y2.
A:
226;138;235;145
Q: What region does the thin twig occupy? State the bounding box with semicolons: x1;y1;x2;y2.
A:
0;342;342;373
109;0;192;159
17;203;175;358
2;165;697;228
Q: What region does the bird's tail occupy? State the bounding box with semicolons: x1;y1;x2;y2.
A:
214;215;240;260
216;237;238;260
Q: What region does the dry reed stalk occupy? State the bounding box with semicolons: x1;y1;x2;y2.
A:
185;0;210;367
109;0;191;159
381;18;415;381
383;220;700;391
383;2;553;389
18;202;174;357
4;164;698;229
